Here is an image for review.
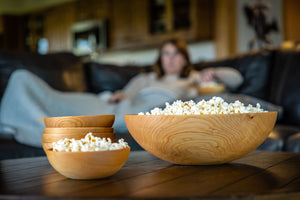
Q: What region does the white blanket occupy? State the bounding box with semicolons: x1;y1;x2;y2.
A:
0;70;177;147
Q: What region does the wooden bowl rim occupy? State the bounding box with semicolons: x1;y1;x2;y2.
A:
43;127;114;134
42;132;115;135
44;115;115;120
44;127;114;129
124;111;277;117
196;83;226;88
44;115;115;127
41;133;115;143
44;146;130;154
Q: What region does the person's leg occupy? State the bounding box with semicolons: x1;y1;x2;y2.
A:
113;90;176;133
0;70;115;147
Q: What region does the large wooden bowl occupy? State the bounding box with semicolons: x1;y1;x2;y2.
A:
124;112;277;165
44;115;115;127
44;147;130;179
41;132;115;143
44;127;113;134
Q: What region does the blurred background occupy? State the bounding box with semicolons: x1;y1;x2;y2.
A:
1;0;300;158
0;0;299;65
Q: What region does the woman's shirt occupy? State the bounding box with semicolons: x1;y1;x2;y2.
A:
122;68;243;100
122;71;199;100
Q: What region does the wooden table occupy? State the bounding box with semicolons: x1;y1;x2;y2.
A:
1;150;300;199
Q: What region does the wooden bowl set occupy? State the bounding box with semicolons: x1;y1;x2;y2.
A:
43;111;277;180
42;115;116;150
42;115;130;180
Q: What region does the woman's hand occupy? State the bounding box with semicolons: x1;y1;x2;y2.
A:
108;91;125;104
199;68;216;82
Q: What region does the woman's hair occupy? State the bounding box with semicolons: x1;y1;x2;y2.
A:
153;38;194;78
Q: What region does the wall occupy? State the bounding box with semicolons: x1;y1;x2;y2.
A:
284;0;300;42
0;0;76;15
42;0;214;53
90;41;215;66
0;15;25;50
0;16;3;34
214;0;289;57
2;0;300;60
214;0;236;59
44;2;76;52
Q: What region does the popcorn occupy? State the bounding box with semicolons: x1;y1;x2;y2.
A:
52;133;128;152
138;96;266;115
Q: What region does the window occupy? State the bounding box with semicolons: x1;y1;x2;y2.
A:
149;0;167;34
173;0;190;30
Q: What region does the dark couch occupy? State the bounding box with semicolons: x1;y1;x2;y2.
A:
0;48;300;160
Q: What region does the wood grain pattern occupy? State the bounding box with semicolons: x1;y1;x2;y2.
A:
37;0;214;52
124;112;277;165
42;142;53;151
214;0;237;59
44;115;115;128
44;147;130;180
0;151;300;199
41;132;115;143
44;1;75;52
283;0;300;42
44;127;113;134
213;154;300;196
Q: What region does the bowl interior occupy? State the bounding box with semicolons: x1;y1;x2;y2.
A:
124;112;277;165
44;115;115;128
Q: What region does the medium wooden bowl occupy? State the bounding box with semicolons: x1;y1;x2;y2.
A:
44;147;130;179
196;84;225;94
44;127;113;134
44;115;115;128
42;132;115;143
124;112;277;165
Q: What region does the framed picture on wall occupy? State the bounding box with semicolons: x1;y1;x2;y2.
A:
237;0;283;53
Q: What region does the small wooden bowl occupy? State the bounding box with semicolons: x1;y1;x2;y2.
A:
196;84;225;94
44;147;130;179
42;132;115;143
44;127;113;134
42;142;53;151
124;112;277;165
44;115;115;128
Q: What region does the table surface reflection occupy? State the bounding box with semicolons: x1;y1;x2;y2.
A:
0;150;300;199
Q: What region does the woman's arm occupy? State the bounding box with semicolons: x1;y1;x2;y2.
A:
214;67;244;90
108;91;125;104
199;67;244;90
109;73;150;103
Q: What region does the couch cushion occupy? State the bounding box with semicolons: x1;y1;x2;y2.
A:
268;49;300;126
286;132;300;153
84;62;152;93
0;51;86;100
0;135;45;160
